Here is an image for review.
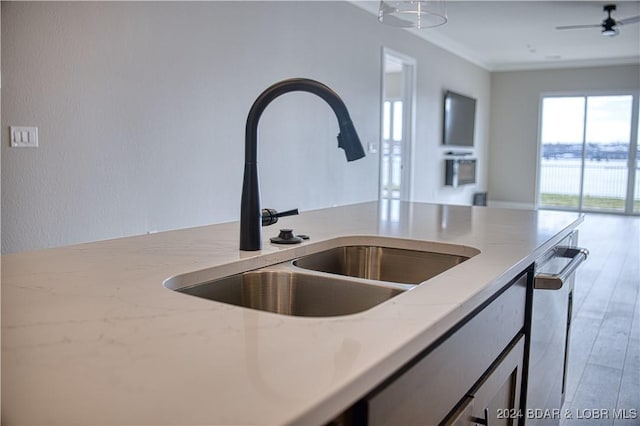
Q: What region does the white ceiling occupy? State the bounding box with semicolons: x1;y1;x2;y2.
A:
352;1;640;71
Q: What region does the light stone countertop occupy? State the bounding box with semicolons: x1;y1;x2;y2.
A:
1;201;582;425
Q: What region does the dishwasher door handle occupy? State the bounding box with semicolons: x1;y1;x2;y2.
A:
535;246;589;290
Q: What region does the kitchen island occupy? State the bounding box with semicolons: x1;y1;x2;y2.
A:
2;202;582;425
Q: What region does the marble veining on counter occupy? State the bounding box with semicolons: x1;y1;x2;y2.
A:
1;201;582;425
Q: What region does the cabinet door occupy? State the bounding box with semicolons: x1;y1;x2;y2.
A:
366;273;528;426
443;335;525;426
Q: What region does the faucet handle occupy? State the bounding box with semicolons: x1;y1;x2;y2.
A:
261;208;299;227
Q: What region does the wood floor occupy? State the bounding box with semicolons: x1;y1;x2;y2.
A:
561;213;639;426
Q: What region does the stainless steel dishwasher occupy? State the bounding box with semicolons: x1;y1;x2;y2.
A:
526;231;589;426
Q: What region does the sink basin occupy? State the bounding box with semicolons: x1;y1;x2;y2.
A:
176;270;403;317
165;237;479;316
293;245;470;285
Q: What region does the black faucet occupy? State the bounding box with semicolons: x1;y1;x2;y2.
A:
240;78;366;251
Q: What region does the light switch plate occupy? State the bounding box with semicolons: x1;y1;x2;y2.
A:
10;126;38;148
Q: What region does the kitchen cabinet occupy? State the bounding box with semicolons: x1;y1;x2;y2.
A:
331;269;529;426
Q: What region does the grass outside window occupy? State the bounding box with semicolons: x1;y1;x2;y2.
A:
541;193;640;211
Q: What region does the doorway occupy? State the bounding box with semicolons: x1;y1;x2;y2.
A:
537;93;640;214
379;49;416;202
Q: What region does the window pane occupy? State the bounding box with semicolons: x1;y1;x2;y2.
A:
382;101;391;141
583;96;632;211
391;144;402;198
539;97;585;209
381;154;390;198
392;101;403;142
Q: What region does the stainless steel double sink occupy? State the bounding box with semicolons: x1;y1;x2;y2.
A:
164;238;479;317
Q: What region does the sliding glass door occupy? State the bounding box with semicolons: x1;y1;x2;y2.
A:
538;93;639;214
635;145;640;214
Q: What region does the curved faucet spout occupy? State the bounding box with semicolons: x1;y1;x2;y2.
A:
240;78;366;251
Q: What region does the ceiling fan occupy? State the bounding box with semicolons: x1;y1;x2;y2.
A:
556;4;640;37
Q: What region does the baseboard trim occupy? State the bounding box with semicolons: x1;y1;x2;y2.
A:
487;201;536;210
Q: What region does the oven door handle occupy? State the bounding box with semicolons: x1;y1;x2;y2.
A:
534;247;589;290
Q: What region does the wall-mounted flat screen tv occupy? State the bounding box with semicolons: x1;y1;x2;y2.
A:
443;91;476;147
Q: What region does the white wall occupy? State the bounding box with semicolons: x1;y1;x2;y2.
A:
411;46;490;205
1;1;490;253
489;64;640;208
0;4;2;262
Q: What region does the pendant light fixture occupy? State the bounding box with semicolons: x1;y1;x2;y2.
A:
378;0;447;29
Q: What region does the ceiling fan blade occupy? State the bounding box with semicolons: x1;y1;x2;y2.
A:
556;23;602;30
617;16;640;25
